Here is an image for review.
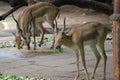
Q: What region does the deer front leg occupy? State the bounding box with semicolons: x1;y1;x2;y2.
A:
25;39;31;50
32;19;37;50
79;44;90;80
73;48;80;80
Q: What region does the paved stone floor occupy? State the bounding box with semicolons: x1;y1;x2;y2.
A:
0;36;113;80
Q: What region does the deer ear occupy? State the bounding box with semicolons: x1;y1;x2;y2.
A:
54;19;58;33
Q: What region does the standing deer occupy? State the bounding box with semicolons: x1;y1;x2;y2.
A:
54;19;111;80
13;2;59;50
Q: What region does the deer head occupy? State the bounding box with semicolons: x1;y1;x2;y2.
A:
12;32;22;49
54;18;67;48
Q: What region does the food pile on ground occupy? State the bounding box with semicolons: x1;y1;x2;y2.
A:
0;72;46;80
0;37;63;53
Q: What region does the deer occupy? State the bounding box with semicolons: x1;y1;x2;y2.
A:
12;11;33;49
12;1;36;50
54;19;111;80
12;2;59;50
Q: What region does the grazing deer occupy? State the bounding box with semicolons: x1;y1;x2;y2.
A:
12;12;25;49
12;11;33;49
13;2;59;50
54;19;111;80
12;11;38;50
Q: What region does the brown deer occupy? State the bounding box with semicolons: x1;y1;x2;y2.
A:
13;2;59;50
54;19;111;80
28;0;36;6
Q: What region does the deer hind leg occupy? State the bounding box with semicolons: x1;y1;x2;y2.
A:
38;22;45;47
90;43;101;79
79;44;90;80
32;19;37;50
98;41;107;80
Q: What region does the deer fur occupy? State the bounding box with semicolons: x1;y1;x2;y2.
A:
54;19;111;80
28;0;36;6
13;2;59;50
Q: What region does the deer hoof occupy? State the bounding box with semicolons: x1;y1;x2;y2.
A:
39;44;41;47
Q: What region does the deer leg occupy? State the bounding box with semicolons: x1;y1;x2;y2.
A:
79;44;90;80
51;30;55;49
33;25;36;50
25;40;30;50
98;42;107;80
90;44;101;79
50;36;55;49
34;38;36;50
48;19;55;48
38;22;45;47
73;48;80;80
32;19;36;50
33;21;36;50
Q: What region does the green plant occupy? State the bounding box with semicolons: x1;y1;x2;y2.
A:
0;72;46;80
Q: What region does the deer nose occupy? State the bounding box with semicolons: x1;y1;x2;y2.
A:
55;46;61;49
